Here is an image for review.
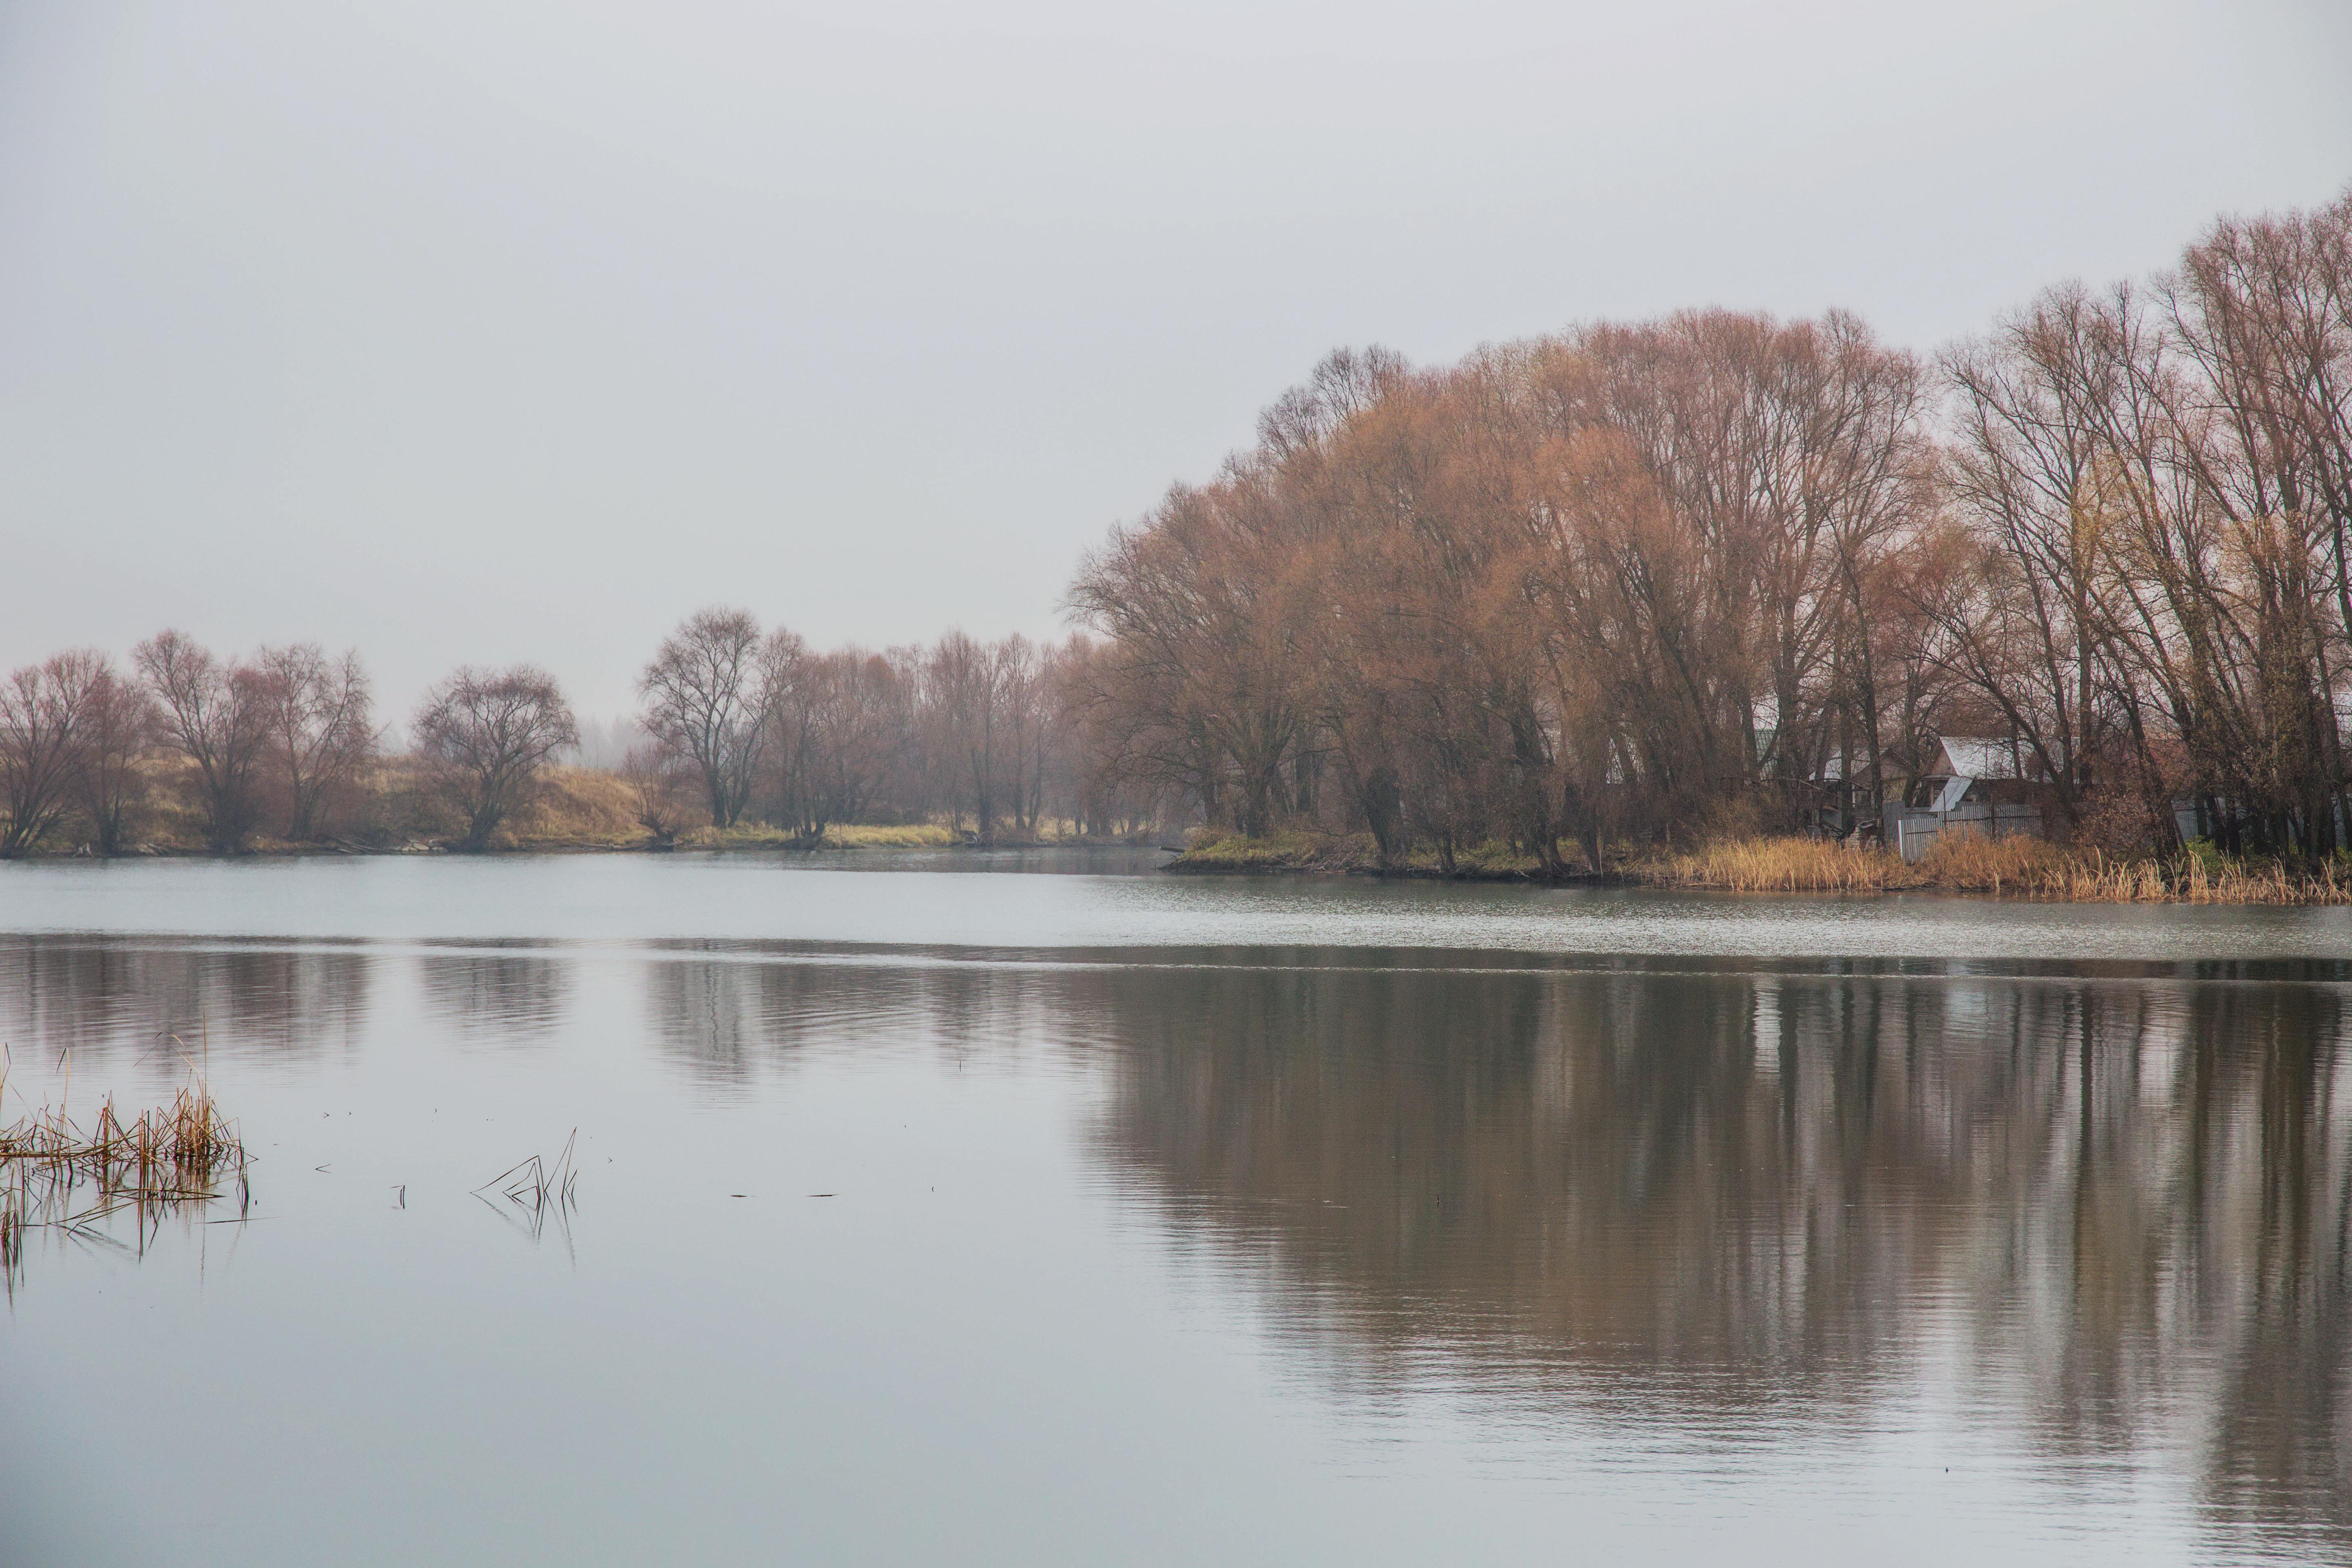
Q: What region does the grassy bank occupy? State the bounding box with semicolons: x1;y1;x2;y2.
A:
9;757;1096;856
1168;829;1560;879
1639;833;2352;904
1169;827;2352;904
677;822;959;851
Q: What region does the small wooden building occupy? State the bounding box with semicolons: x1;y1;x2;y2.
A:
1880;735;2047;862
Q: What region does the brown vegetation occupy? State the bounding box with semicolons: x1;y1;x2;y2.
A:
0;1061;250;1289
626;612;1156;846
6;190;2350;884
1643;832;2352;904
1070;189;2352;870
411;665;579;851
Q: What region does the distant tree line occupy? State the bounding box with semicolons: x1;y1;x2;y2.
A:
7;190;2347;862
0;634;585;854
0;621;1158;855
1069;188;2352;865
626;612;1155;845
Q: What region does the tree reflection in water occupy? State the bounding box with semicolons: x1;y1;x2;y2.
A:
1083;959;2352;1555
639;942;1083;1088
415;944;572;1045
0;934;372;1065
6;934;2347;1555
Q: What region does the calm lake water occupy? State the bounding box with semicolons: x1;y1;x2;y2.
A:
6;854;2352;1565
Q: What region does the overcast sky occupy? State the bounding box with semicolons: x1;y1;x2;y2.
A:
3;0;2349;721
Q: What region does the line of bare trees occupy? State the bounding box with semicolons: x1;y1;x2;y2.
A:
0;634;579;855
11;190;2344;863
0;611;1155;855
630;610;1156;844
1070;188;2352;864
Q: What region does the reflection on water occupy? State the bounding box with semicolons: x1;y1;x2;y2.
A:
1087;961;2352;1557
0;936;372;1062
417;946;573;1044
5;920;2352;1563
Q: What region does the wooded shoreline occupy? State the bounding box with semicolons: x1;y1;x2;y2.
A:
13;820;2350;907
13;192;2352;878
1167;829;2352;904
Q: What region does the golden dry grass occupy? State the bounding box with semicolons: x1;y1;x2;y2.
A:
822;823;956;848
1647;836;1903;893
507;766;652;847
1641;831;2352;904
676;820;959;850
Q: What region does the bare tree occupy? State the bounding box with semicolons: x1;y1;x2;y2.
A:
411;665;579;850
760;628;821;837
255;643;376;840
639;607;769;829
926;630;1008;838
1930;289;2128;837
0;652;109;856
135;630;269;851
73;660;156;855
799;648;911;833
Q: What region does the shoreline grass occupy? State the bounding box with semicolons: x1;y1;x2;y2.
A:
1169;829;1553;879
1637;833;2352;904
1170;826;2352;905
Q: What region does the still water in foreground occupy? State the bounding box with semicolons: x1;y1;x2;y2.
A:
4;856;2352;1564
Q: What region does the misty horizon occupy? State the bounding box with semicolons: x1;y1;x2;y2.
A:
4;0;2348;719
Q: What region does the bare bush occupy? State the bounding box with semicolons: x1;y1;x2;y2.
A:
620;743;695;845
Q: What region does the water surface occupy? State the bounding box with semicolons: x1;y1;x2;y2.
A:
2;855;2349;1565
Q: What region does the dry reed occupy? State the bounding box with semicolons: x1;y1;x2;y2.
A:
474;1130;580;1242
0;1042;250;1289
1646;837;1903;893
1640;833;2352;904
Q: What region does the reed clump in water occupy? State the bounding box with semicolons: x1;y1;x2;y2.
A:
0;1061;251;1283
1641;833;2352;904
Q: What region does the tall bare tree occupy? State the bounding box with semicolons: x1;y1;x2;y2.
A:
0;651;107;856
411;665;578;851
255;643;376;840
135;630;269;851
72;659;155;855
639;607;768;829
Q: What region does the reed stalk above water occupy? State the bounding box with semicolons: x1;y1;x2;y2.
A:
0;1049;250;1288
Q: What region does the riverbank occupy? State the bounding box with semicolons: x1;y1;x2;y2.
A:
1166;830;1582;880
5;759;1155;859
17;772;1145;858
1647;833;2352;904
1167;828;2352;905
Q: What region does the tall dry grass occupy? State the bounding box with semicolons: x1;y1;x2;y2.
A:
1641;833;2352;904
1646;837;1903;893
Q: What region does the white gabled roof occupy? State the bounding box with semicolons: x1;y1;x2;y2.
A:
1930;736;2020;780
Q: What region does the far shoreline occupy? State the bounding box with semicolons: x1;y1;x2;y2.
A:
12;829;2352;910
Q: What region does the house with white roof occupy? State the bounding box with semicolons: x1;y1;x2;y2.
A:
1880;734;2047;862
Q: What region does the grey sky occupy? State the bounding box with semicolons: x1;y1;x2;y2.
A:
3;0;2348;722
